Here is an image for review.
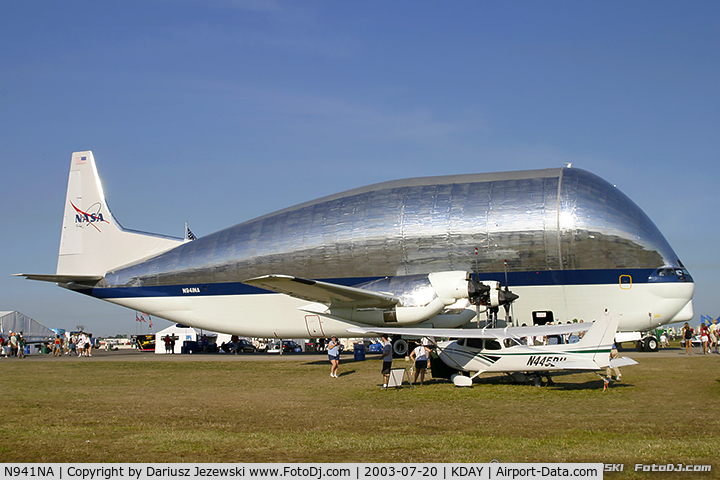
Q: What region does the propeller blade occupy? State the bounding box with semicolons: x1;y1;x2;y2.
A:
498;289;519;305
467;280;491;305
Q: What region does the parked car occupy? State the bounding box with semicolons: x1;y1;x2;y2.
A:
282;340;302;353
267;340;302;353
234;339;257;353
304;339;325;353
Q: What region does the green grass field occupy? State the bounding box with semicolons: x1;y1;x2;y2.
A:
1;349;719;478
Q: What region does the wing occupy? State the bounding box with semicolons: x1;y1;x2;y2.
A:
504;323;593;338
242;274;399;309
348;325;493;338
348;322;593;340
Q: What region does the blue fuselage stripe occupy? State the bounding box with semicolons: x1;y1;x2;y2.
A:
76;268;689;299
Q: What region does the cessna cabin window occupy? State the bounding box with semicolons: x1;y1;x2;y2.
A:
485;339;502;350
466;338;484;349
504;338;522;348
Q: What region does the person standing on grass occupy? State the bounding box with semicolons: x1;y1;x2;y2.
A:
381;335;393;389
79;332;88;357
682;322;693;355
700;323;710;355
53;335;62;356
17;334;26;359
605;343;621;382
9;332;18;357
410;341;429;386
327;336;340;378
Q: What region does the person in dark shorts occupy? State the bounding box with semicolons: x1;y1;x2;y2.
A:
164;335;173;354
682;322;693;355
327;336;340;378
410;341;430;386
381;335;393;389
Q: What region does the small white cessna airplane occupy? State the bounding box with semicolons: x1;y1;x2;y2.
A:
350;309;637;387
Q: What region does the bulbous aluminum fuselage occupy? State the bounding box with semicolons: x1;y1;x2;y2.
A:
100;167;693;334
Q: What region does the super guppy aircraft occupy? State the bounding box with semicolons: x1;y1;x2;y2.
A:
18;152;694;350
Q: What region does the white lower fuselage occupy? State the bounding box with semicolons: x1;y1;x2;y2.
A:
96;281;694;338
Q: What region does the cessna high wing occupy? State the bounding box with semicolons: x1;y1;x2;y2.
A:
350;310;637;387
18;151;693;350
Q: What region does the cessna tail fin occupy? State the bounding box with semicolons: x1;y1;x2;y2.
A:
574;309;620;367
56;151;184;277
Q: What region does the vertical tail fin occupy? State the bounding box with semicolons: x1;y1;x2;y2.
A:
573;309;620;367
56;151;184;277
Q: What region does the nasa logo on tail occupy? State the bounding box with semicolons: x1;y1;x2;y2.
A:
71;201;109;232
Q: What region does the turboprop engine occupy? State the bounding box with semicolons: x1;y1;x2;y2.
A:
468;278;519;310
329;271;518;326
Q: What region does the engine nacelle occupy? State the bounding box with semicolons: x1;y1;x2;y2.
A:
428;271;473;305
330;271;473;326
323;271;517;327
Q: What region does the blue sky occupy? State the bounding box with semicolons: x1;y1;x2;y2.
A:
1;1;718;336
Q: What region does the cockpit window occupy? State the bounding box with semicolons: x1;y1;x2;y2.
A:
504;338;522;348
655;267;692;280
485;339;502;350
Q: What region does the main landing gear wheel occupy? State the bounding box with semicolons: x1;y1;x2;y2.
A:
529;373;554;387
392;338;408;357
636;336;659;352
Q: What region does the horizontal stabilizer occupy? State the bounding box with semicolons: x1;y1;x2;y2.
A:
553;359;606;370
14;273;103;287
243;275;399;309
610;357;637;368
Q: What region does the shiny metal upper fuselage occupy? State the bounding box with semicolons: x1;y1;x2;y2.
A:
105;167;688;291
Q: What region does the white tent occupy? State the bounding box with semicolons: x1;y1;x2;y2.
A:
154;324;216;354
0;311;57;346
